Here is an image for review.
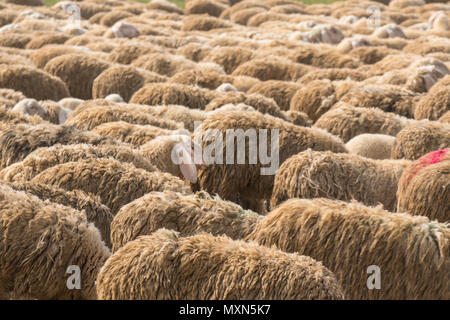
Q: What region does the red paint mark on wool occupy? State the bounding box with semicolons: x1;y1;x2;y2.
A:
410;148;449;182
429;148;449;164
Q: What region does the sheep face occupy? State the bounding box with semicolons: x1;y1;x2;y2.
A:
111;22;140;39
12;99;48;119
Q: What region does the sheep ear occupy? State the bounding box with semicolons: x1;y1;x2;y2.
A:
176;145;198;183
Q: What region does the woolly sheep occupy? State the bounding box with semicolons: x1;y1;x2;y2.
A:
111;21;139;38
231;57;310;81
271;150;410;211
144;104;207;132
289;45;361;69
0;183;110;300
30;158;191;214
38;100;73;124
338;84;419;118
58;97;84;111
346;133;396;160
303;24;344;44
181;14;232;31
205;91;286;119
314;105;409;142
130;83;216;110
185;0;229;17
247;198;450;299
414;75;450;120
44;54;111;100
289;79;337;122
391;121;450;160
96;229;344;300
193;110;347;211
65;102;183;131
397;149;449;222
168;70;233;90
0;105;44;126
202;46;254;74
0;143;157;183
92;66;149;102
0;123;118;169
8;181;113;247
110;190;262;251
0;65;69;101
140;134;199;183
91;121;186;147
247;80;301;111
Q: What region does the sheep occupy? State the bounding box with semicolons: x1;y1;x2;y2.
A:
216;82;238;92
230;7;267;25
396;148;449;222
25;33;71;50
91;121;186;147
0;143;157;183
0;30;32;48
107;42;163;65
193;110;347;211
12;98;49;120
181;14;233;31
289;79;338;122
271;150;410;211
168;70;233;90
0;65;70;101
140;134;201;182
414;76;450;120
176;42;213;62
110;21;140;38
231;57;310;81
298;68;366;83
247;197;450;300
346;134;396;160
144;104;207;132
58;97;84;111
247;80;301;111
303;24;345;44
7;181;113;247
338;84;419;118
205;91;285;119
403;36;450;55
65;102;183;131
92;66;147;102
373;23;407;39
202;46;254;74
96;229;344;300
185;0;229;17
0;123;117;170
44;54;111;100
146;0;184;15
314;105;409;143
0;105;44;126
38;100;73;124
30;158;192;214
391;121;450;160
289;45;361;69
133;52;224;77
130;83;216;110
29;44;86;69
110;190;262;252
100;10;134;27
0;183;110;300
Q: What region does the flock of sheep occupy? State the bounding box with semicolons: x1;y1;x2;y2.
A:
0;0;449;300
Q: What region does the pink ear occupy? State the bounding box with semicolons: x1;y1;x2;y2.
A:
176;145;198;183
